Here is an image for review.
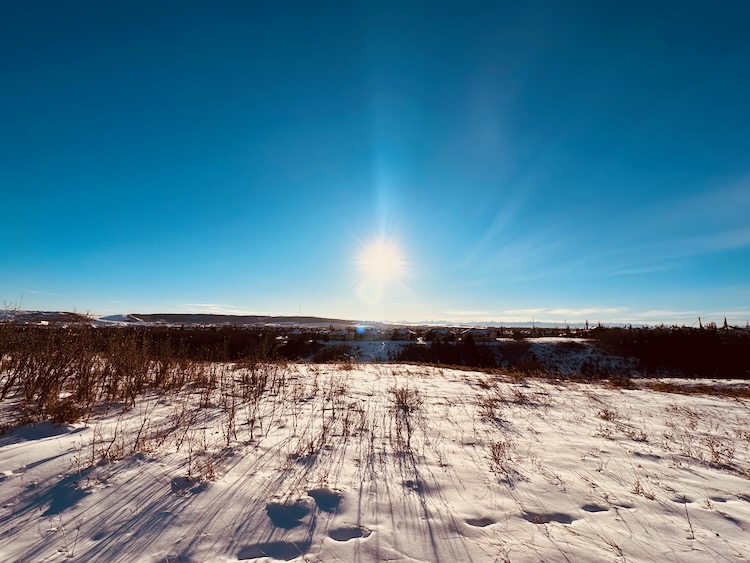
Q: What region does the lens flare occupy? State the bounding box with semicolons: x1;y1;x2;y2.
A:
357;239;405;280
355;238;407;305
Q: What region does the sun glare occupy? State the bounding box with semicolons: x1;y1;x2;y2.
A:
355;238;407;305
357;239;406;281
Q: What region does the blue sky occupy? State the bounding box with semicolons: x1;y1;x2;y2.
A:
2;1;749;325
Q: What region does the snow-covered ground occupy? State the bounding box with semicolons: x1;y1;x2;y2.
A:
518;337;640;375
1;364;749;562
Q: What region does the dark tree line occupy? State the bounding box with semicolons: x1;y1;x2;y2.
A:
394;334;496;368
588;326;750;378
1;325;280;363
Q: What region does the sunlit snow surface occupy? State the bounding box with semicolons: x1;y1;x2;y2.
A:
1;364;749;562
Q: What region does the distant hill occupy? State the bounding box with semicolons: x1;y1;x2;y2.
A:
2;310;636;329
126;313;356;327
0;310;92;324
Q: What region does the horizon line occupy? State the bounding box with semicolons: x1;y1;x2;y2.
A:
3;308;749;329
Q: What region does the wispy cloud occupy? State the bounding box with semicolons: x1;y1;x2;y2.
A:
548;176;750;280
438;306;750;325
441;307;615;324
502;308;547;317
444;310;492;317
668;177;750;225
450;177;750;285
495;307;629;323
547;307;628;317
612;309;749;326
618;309;699;322
677;227;750;255
613;177;750;262
601;226;750;279
22;289;65;296
603;262;681;277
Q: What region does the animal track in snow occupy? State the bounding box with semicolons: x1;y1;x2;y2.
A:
266;497;314;529
308;486;342;512
403;479;424;493
238;540;311;560
581;503;608;513
522;511;575;524
329;525;371;541
466;517;495;527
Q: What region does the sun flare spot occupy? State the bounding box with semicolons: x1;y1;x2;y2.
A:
357;239;406;281
355;238;408;305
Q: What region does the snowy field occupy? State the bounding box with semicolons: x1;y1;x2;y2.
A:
1;364;749;562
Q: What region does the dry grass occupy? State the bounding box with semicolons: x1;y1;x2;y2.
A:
642;381;750;398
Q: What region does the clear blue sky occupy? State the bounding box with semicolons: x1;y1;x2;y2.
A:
2;1;749;325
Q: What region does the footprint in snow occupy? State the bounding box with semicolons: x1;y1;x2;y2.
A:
329;525;371;541
522;511;575;525
238;539;311;561
403;479;424;493
308;487;343;513
266;497;315;529
466;517;495;527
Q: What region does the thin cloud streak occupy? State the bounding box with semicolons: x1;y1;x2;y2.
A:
439;306;750;326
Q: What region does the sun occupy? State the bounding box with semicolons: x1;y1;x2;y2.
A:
357;238;406;281
355;237;408;305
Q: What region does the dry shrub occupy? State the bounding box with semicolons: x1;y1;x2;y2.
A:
488;440;513;476
478;394;504;422
644;381;750;399
389;385;422;450
597;408;618;422
390;385;422;413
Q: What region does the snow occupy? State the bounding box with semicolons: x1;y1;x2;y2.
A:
1;364;749;562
